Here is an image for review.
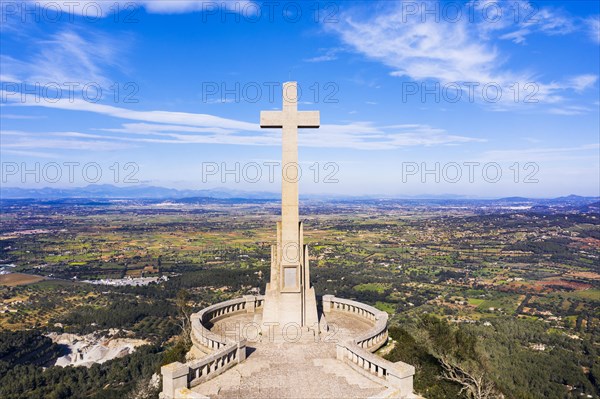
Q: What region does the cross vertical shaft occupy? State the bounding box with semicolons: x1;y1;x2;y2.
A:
281;82;300;259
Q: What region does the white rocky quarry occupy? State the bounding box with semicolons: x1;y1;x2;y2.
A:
48;329;149;368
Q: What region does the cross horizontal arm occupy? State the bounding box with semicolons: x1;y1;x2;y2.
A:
260;110;320;129
297;111;320;128
260;111;283;128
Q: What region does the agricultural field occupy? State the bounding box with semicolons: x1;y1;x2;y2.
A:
0;273;46;287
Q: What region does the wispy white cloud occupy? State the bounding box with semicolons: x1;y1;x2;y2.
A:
101;122;236;135
479;143;600;162
0;149;59;158
0;29;126;88
1;94;484;150
2;124;483;150
566;74;598;92
329;10;499;84
547;105;592;116
306;123;484;150
531;7;576;36
98;120;484;150
304;48;342;63
586;16;600;44
1;130;133;151
2;92;258;130
324;1;597;109
470;1;576;43
23;1;258;16
499;29;531;44
0;114;46;120
0;73;21;83
203;98;238;105
141;0;257;14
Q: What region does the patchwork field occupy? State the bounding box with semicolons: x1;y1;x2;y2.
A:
0;273;46;286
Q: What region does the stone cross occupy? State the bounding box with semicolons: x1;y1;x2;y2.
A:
260;82;320;328
260;82;319;266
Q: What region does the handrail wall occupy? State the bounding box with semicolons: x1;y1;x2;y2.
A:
323;295;415;398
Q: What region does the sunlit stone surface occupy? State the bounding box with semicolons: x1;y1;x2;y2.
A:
194;311;385;399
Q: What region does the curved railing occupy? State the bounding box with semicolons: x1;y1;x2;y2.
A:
323;295;415;398
191;294;264;351
187;340;245;387
324;296;389;352
161;295;264;399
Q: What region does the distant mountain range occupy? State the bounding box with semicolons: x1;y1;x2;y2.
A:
1;184;599;205
0;185;279;200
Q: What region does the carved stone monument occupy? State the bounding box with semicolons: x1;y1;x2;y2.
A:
260;81;320;329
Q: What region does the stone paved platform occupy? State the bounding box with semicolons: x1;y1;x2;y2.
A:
191;311;389;399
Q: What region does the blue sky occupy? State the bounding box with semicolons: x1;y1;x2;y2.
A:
1;0;599;197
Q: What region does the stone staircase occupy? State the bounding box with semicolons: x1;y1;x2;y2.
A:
193;341;385;399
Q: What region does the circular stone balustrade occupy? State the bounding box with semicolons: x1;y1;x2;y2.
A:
161;295;417;399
